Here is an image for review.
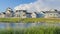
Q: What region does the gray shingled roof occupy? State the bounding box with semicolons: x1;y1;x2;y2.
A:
43;11;60;13
26;12;32;14
16;10;27;12
42;9;60;13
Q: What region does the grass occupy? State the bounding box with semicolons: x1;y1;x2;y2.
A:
22;18;60;23
0;26;60;34
0;18;60;23
0;18;21;23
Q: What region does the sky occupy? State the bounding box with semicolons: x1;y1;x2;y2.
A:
0;0;60;12
0;0;36;12
14;0;60;12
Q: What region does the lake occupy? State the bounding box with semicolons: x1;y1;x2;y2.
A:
0;22;60;29
0;22;60;34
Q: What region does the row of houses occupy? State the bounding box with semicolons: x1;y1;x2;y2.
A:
0;7;60;18
0;8;37;18
14;9;60;18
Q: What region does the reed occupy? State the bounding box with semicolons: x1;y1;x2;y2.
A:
0;26;60;34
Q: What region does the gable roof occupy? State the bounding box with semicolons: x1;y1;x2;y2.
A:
16;10;27;12
2;12;6;14
6;7;14;13
44;11;58;13
42;9;60;13
43;11;60;13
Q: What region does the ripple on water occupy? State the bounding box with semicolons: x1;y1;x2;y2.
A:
0;22;59;29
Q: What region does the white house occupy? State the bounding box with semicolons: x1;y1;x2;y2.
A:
5;7;14;17
31;12;36;18
15;10;27;18
0;7;38;18
0;13;5;18
43;9;60;18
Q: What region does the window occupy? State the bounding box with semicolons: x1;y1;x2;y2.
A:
50;14;52;15
23;14;26;16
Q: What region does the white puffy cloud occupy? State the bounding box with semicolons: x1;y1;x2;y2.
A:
14;0;50;12
14;0;60;12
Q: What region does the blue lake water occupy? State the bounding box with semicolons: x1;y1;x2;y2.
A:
0;22;60;29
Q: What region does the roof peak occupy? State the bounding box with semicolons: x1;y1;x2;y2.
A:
49;9;58;11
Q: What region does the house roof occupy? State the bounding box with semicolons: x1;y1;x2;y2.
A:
25;12;32;14
5;7;14;13
43;11;60;13
16;10;27;12
2;12;6;14
42;9;60;13
6;7;12;11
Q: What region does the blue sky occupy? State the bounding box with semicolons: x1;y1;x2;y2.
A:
0;0;36;12
0;0;60;12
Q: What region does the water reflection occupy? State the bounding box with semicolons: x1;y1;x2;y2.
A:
0;23;6;28
0;23;60;29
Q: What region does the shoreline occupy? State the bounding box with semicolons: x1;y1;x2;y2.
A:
0;18;60;23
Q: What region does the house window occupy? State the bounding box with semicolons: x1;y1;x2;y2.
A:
23;14;26;16
54;14;55;16
54;14;57;17
49;14;52;16
50;14;52;15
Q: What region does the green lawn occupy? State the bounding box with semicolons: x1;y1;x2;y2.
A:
0;18;60;23
0;18;21;23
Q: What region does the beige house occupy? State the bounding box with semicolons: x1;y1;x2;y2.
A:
31;12;36;18
15;10;27;18
0;13;5;18
43;9;60;18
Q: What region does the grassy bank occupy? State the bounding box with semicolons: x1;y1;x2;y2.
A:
0;26;60;34
0;18;21;23
0;18;60;23
22;18;60;23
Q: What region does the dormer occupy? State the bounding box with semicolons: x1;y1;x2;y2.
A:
6;7;13;14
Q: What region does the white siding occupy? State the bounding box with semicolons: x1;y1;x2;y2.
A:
15;10;27;18
44;13;59;18
31;13;36;18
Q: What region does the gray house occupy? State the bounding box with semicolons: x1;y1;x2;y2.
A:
43;9;60;18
